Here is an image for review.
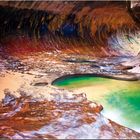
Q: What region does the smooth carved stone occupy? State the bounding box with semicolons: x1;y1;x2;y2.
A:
0;90;140;139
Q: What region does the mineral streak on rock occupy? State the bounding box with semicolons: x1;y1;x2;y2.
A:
0;1;139;58
0;88;140;139
0;1;140;139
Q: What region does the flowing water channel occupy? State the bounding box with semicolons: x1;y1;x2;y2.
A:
53;75;140;132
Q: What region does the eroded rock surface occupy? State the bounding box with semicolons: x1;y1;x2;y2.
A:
0;88;140;139
122;53;140;74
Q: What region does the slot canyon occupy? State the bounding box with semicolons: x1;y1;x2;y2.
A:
0;1;140;139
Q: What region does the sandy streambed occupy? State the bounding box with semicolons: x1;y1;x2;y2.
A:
53;75;140;132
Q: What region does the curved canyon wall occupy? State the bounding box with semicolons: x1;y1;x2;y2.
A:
0;2;140;138
0;1;139;57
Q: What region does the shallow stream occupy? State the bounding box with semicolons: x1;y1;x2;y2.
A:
53;75;140;132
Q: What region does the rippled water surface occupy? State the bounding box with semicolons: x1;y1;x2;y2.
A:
53;75;140;132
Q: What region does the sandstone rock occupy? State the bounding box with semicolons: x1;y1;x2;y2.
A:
0;88;140;139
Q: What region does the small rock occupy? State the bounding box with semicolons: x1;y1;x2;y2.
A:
32;82;48;86
2;89;16;106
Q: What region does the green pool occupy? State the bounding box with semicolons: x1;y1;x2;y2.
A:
53;75;140;132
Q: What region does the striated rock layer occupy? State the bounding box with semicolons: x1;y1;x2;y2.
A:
0;1;139;57
0;1;140;139
0;87;140;139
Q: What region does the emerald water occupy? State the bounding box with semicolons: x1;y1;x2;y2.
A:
53;75;140;132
